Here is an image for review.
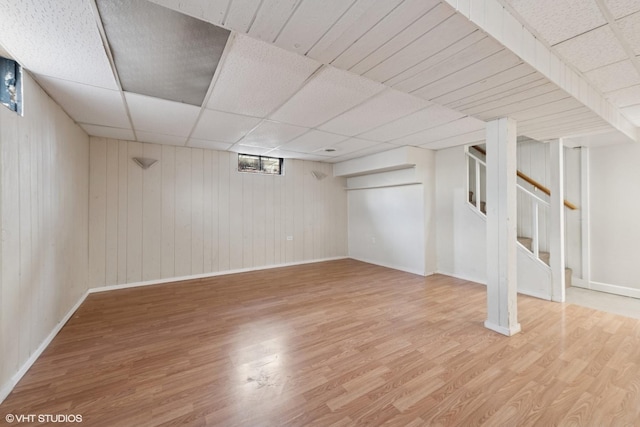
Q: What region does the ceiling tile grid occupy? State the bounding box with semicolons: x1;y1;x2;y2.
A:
553;25;627;72
280;129;348;153
606;84;640;107
585;60;640;93
269;65;385;128
605;0;640;19
318;89;430;136
125;92;202;137
190;108;262;142
207;34;319;117
37;75;130;129
79;124;135;141
236;120;308;148
616;11;640;55
505;0;606;45
187;139;233;151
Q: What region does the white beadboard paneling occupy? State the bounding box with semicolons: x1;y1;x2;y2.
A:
270;66;385;127
393;116;485;146
127;142;144;283
224;0;262;32
88;139;347;289
191;109;261;143
36;76;130;128
89;138;107;287
248;0;300;42
125;92;201;137
368;18;482;85
349;3;453;76
274;0;356;54
318;89;430;136
142;143;163;281
307;0;403;64
332;0;442;70
1;74;89;398
208;34;319;117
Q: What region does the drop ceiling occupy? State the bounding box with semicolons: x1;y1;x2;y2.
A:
0;0;638;164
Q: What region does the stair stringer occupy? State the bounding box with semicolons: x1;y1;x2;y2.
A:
517;243;552;300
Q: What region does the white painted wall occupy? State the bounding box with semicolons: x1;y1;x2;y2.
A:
589;142;640;293
0;73;89;397
436;145;488;283
342;146;436;276
88;138;348;287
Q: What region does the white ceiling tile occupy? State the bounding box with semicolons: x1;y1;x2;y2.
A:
605;84;640;107
323;137;380;156
187;139;233;151
281;129;348;153
191;109;262;142
136;131;187;146
505;0;605;45
208;34;319;117
0;0;118;89
605;0;640;19
621;104;640;125
617;11;640;55
554;26;627;72
238;120;308;148
420;129;485;149
79;124;135;141
391;117;485;146
318;89;430;136
126;92;201;137
37;75;129;128
269;66;386;127
359;105;466;142
585;60;640;92
274;0;355;54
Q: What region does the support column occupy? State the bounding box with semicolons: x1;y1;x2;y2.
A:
485;118;521;336
580;147;590;288
550;139;566;302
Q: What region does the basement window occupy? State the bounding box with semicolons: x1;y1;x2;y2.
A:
0;57;23;115
238;154;283;175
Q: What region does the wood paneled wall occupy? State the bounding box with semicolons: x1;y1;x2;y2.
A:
0;74;89;393
88;138;348;287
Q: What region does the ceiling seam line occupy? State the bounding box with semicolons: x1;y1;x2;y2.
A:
304;0;359;56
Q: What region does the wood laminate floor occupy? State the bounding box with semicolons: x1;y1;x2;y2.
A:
1;259;639;426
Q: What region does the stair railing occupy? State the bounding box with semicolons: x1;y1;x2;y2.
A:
517;183;549;262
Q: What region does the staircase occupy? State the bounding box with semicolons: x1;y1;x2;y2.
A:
517;236;572;288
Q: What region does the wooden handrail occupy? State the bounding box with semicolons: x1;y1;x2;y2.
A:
471;145;577;210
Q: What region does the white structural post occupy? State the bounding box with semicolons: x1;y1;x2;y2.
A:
485;118;521;336
550;139;566;301
580;147;590;287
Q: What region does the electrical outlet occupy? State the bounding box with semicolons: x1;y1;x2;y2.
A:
286;236;293;241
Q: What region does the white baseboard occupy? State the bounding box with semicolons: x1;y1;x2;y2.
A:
484;320;522;336
518;288;552;301
571;279;640;299
0;290;90;404
349;256;427;276
89;257;348;294
0;257;349;404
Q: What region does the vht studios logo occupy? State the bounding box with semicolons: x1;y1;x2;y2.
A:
5;413;83;423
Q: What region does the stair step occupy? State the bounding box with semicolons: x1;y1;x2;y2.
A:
517;237;532;250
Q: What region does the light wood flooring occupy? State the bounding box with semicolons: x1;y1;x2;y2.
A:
1;259;639;426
